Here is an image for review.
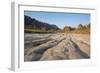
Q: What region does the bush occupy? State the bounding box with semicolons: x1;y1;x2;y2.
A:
24;29;53;33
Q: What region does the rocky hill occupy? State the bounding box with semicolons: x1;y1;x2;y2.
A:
24;15;60;32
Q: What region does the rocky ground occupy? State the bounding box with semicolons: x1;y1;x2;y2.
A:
24;33;90;61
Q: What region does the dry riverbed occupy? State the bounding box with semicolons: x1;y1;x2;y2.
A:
24;33;90;61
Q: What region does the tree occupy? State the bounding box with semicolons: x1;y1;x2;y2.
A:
87;24;90;28
63;26;71;33
78;24;83;29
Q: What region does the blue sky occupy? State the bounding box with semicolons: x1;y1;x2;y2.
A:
24;11;90;29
